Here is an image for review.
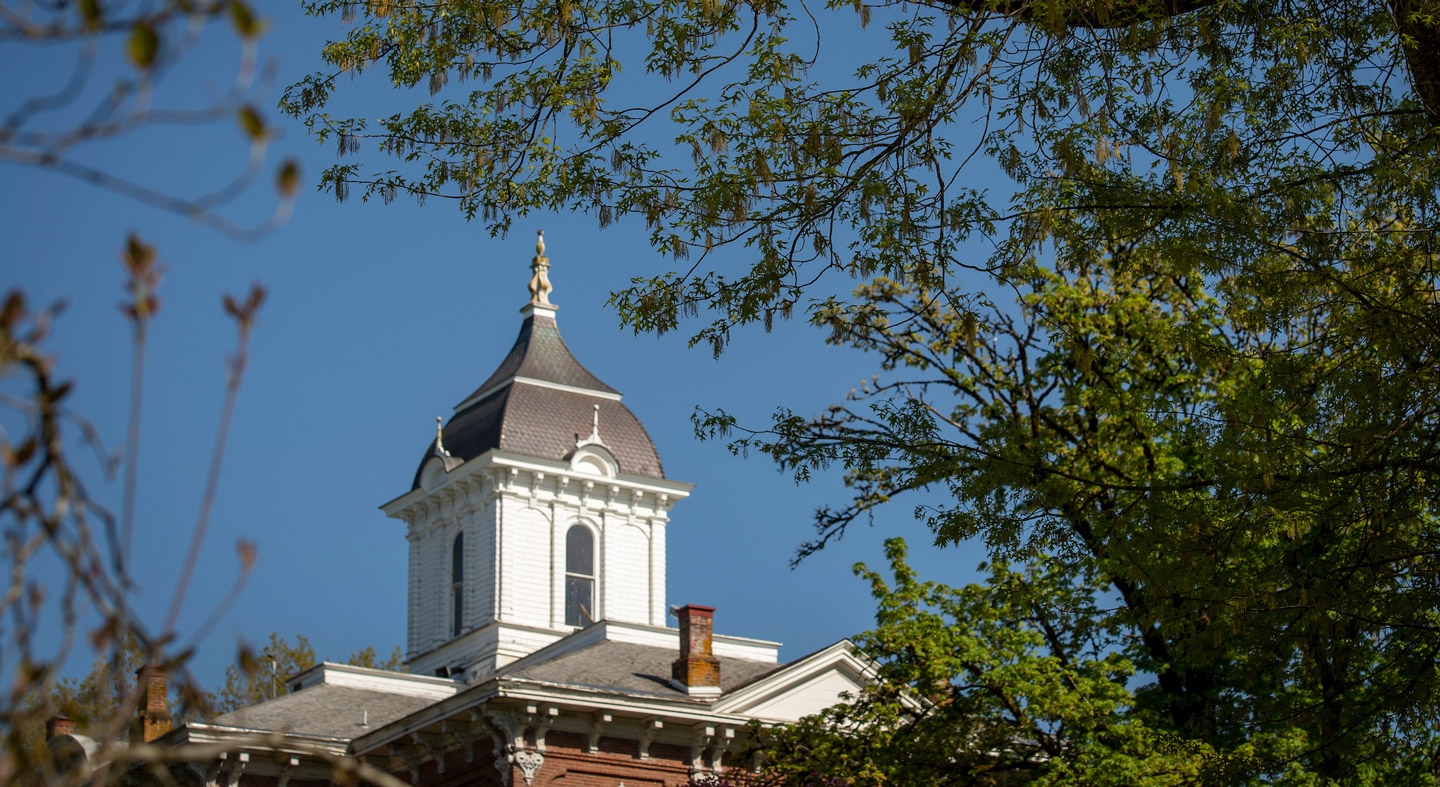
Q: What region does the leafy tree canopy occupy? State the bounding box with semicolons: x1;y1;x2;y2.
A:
285;0;1438;345
14;630;201;768
751;539;1217;785
287;0;1440;781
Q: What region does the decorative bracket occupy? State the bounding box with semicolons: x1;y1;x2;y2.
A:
514;750;544;785
710;725;735;771
588;711;612;754
481;707;530;787
638;716;663;760
524;702;559;751
218;751;248;787
394;744;425;782
442;719;484;762
413;732;450;775
690;724;715;774
275;756;299;787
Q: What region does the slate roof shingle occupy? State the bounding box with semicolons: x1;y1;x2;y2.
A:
209;684;435;740
412;313;665;488
500;640;781;699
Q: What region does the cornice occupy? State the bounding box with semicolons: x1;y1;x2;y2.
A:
385;452;693;523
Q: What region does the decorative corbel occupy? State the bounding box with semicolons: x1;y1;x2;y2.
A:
480;708;526;786
524;703;559;751
582;480;595;509
689;724;715;774
608;485;620;507
709;725;735;771
489;704;545;784
219;751;249;787
275;756;299;787
442;719;484;762
513;750;545;785
394;744;425;782
587;711;612;754
413;731;450;775
638;716;663;760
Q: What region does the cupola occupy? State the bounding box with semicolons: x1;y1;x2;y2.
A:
383;232;694;681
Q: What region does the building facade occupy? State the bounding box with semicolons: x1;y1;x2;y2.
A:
49;233;869;787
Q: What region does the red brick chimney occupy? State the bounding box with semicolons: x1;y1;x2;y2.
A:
133;665;173;742
45;714;76;739
671;605;721;696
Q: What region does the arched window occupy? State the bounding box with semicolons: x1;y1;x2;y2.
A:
451;532;464;638
565;526;594;627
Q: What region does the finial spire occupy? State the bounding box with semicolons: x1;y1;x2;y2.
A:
435;416;451;457
577;403;604;448
527;229;553;307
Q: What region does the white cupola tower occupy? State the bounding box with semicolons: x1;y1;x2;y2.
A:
381;232;693;680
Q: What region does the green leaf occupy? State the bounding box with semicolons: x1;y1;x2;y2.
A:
237;106;264;140
78;0;101;31
275;159;300;196
229;0;264;38
127;23;159;70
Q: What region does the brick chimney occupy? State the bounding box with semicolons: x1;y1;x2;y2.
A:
45;714;76;739
671;605;721;696
132;665;173;742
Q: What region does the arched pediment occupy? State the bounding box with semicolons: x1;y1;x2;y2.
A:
419;456;449;491
568;445;618;478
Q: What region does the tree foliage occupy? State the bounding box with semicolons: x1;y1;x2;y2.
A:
286;0;1438;343
1;0;300;238
3;0;298;779
751;539;1215;785
290;0;1440;781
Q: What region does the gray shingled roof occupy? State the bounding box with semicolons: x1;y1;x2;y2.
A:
209;684;435;740
500;641;781;699
466;312;618;400
413;313;664;488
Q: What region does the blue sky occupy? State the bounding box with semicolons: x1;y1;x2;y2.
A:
2;0;987;691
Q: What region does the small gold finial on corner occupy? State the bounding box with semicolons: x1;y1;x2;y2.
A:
435;416;451;457
528;229;553;307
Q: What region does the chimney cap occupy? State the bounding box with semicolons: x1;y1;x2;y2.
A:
45;714;77;740
675;604;716;618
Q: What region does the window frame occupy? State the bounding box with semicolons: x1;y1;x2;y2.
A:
451;531;464;638
564;524;596;627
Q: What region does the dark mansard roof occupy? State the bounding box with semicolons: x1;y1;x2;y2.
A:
412;309;665;489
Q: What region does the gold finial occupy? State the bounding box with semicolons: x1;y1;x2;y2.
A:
435;416;451;457
527;229;553;306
